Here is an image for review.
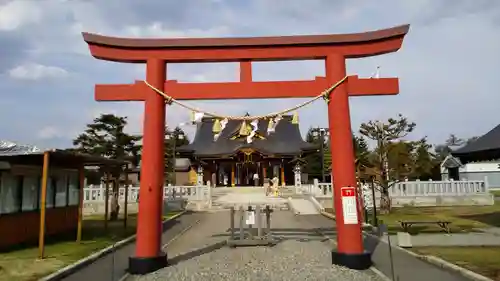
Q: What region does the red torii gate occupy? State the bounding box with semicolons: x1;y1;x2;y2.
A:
82;24;409;274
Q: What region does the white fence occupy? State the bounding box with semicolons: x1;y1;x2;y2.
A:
295;179;332;196
296;178;494;207
388;180;489;196
83;184;211;203
296;179;490;197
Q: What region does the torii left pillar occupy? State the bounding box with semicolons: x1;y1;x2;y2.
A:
129;59;167;273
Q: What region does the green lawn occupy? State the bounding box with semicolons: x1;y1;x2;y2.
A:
413;247;500;280
0;211;181;281
376;202;500;234
490;190;500;197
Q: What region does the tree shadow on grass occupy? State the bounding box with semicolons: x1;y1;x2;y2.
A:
458;212;500;228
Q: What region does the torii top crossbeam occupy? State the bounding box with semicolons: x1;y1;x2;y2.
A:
83;24;409;63
82;25;409;102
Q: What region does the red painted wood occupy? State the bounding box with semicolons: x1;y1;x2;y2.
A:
83;25;409;262
86;36;406;63
134;59;166;258
326;54;363;253
0;207;78;249
95;76;399;101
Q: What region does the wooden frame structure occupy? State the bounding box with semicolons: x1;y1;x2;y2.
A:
0;150;128;257
82;24;410;273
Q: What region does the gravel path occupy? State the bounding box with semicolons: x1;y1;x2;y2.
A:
299;214;472;281
128;211;383;281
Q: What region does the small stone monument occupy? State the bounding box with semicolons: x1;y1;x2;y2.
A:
294;163;302;187
396;232;412;248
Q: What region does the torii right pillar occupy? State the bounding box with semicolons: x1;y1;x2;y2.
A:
326;54;369;269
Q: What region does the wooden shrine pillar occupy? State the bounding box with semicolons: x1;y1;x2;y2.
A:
131;59;167;273
76;165;85;242
325;54;365;264
38;151;50;259
231;164;235;187
123;165;129;229
103;169;110;231
280;164;285;187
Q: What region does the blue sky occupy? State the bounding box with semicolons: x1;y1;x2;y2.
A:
0;0;499;149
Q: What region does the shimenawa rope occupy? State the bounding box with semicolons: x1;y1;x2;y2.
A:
143;76;347;121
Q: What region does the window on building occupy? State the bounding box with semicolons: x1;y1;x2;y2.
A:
55;175;68;207
43;177;56;208
0;173;21;214
22;176;39;211
68;173;80;206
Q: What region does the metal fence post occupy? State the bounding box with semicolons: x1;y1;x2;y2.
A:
230;207;235;240
256;206;262;237
265;205;271;235
239;206;245;241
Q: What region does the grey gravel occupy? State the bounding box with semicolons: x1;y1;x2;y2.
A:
132;240;382;281
128;210;383;281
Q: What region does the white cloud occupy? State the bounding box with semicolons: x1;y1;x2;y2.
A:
8;63;69;80
37;126;64;139
123;22;231;38
0;0;42;31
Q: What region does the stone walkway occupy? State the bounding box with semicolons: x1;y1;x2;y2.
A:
288;198;320;215
300;215;474;281
212;188;289;210
476;227;500;236
386;232;500;247
59;212;204;281
127;211;383;281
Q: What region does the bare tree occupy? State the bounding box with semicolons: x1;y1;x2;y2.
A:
359;114;416;213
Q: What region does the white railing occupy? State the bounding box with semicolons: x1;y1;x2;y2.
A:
83;184;211;203
296;178;490;198
295;179;333;196
389;180;489;196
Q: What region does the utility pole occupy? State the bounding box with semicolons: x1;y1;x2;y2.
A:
165;128;185;185
320;129;326;183
312;127;329;182
376;121;389;182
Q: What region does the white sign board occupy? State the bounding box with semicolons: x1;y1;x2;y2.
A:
246;211;255;225
341;186;358;225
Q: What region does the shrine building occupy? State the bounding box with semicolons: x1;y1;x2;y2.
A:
177;115;317;187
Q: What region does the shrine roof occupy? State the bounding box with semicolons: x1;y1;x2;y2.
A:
0;140;128;168
83;25;409;49
452;124;500;163
177;115;317;158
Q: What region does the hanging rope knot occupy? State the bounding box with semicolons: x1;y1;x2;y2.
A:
164;97;173;105
322;90;331;104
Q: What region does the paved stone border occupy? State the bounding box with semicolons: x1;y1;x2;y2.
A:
320;211;335;219
417;255;494;281
361;222;495;281
116;218;203;281
317;212;391;281
39;211;187;281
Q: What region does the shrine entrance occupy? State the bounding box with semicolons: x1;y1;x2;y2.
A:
234;149;261;186
82;24;410;274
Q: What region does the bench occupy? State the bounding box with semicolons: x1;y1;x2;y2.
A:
398;220;452;234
